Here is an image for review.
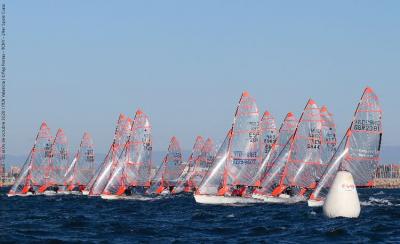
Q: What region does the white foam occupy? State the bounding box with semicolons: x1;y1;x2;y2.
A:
361;197;393;206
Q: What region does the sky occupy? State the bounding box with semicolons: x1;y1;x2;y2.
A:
5;1;400;159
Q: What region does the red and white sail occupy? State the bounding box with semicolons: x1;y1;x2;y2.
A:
276;99;324;196
102;109;152;196
251;111;278;186
147;136;183;194
88;114;132;196
188;138;216;190
46;128;69;191
310;87;382;201
253;112;298;192
197;129;232;195
8;122;53;195
197;91;261;196
173;136;205;193
65;132;95;191
320;106;337;166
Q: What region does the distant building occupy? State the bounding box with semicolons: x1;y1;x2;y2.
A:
375;164;400;179
0;162;4;176
10;166;21;178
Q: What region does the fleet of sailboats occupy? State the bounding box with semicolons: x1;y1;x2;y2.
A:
7;87;383;213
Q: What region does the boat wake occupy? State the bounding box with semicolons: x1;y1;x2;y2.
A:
360;197;394;206
373;191;385;196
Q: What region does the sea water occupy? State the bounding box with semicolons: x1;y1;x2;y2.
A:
1;187;400;242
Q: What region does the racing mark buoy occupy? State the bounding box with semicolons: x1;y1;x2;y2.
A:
323;171;361;218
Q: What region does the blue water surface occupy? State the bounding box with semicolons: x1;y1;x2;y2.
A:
1;187;399;243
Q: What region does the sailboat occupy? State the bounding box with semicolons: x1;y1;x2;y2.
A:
308;87;382;207
172;136;205;194
251;112;298;200
253;99;325;203
39;128;70;195
83;114;131;196
101;109;153;200
250;111;278;188
184;138;216;192
8;122;53;197
147;136;184;195
64;132;95;194
194;91;262;204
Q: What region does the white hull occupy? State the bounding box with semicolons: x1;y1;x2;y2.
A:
43;190;57;196
251;193;305;204
101;194;154;201
194;194;261;205
307;199;324;207
82;190;89;196
63;191;82;195
160;189;170;196
7;192;34;197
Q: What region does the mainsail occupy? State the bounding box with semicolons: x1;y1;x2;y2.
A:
88;114;132;196
173;136;205;193
253;113;298;195
102;109;152;196
251;111;278;186
197;129;231;195
8;122;53;195
188;138;216;190
147;136;183;194
197;91;261;196
43;128;69;192
310;87;382;201
320;106;337;166
65;132;95;191
276;99;324;196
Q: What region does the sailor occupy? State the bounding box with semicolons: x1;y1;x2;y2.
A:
28;186;35;194
282;186;293;196
79;185;85;192
125;186;133;196
232;185;245;196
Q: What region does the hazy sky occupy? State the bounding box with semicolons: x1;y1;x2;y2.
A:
6;1;400;157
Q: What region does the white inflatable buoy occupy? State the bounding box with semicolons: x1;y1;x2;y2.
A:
323;171;360;218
